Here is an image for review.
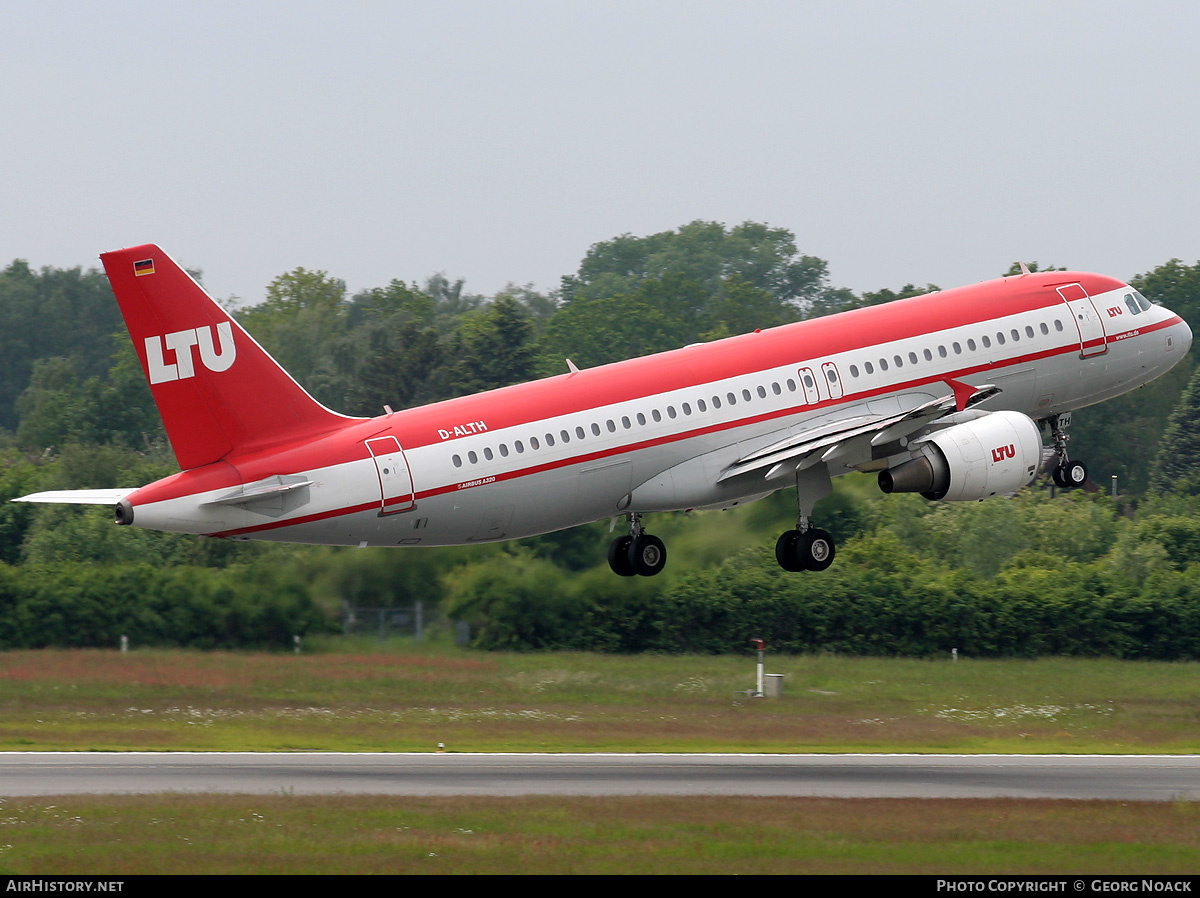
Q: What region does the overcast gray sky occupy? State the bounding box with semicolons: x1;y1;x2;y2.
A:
3;1;1198;307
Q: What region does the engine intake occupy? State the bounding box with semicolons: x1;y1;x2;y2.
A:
878;410;1042;501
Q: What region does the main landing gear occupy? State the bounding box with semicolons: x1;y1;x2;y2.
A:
608;513;667;577
608;466;841;577
1048;412;1089;489
775;465;836;573
775;520;836;573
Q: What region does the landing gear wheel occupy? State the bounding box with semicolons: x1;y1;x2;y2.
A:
1054;459;1088;489
775;528;836;572
608;535;635;577
627;534;667;577
775;530;804;572
796;528;836;572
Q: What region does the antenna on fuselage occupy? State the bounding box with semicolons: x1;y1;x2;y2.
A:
1018;262;1032;276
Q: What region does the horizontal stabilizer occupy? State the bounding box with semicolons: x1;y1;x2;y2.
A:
203;476;315;507
14;489;137;505
202;475;315;518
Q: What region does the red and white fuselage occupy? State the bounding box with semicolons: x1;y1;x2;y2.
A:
18;245;1192;572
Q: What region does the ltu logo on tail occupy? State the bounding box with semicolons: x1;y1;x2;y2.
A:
146;323;236;384
991;444;1016;463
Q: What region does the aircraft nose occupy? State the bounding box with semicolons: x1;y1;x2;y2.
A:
1174;314;1193;357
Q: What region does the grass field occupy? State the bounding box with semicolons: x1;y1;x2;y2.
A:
2;644;1200;874
2;795;1199;875
1;644;1197;753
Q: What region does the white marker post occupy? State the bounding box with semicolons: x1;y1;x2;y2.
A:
751;638;765;698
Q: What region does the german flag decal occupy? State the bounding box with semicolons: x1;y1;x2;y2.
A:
134;258;155;276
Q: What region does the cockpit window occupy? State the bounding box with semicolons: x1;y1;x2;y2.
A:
1125;293;1142;316
1134;291;1153;311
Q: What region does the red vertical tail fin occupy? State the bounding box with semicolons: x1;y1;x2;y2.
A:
101;244;355;470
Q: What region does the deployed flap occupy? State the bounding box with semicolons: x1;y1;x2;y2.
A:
718;382;999;483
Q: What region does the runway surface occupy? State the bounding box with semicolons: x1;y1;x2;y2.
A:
3;753;1200;800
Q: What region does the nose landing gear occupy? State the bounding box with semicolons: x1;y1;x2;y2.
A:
1048;413;1089;489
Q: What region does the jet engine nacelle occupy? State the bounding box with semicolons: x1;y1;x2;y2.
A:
878;410;1042;501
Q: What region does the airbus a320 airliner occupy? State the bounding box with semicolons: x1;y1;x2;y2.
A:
16;245;1193;576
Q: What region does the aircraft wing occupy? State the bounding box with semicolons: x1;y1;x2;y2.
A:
13;489;138;505
718;381;1000;483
